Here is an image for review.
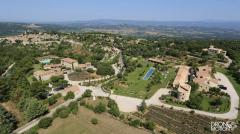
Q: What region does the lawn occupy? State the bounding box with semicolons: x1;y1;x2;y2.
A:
33;64;43;71
199;94;230;113
112;58;176;99
38;107;149;134
163;91;230;113
27;64;43;84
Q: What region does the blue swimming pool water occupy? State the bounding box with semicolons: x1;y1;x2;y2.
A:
143;67;155;80
40;59;51;64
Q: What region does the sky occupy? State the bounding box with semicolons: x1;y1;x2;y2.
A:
0;0;240;22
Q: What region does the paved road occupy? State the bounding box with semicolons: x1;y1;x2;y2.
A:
13;87;86;134
187;54;232;68
109;72;239;120
14;72;239;133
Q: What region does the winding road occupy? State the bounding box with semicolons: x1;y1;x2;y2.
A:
13;71;239;134
13;50;239;133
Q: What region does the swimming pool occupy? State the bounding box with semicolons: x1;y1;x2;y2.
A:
143;67;155;80
40;59;51;64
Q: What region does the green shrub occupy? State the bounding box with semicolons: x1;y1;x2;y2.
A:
107;99;120;117
53;106;70;118
138;100;147;113
129;119;141;127
38;117;53;129
144;121;155;131
91;118;98;125
64;91;75;101
48;96;57;105
18;98;48;121
108;105;120;117
87;68;95;73
59;109;70;118
82;90;92;98
68;101;79;114
94;102;106;113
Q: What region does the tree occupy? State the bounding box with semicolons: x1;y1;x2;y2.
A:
186;93;203;110
0;78;11;102
188;81;199;93
144;121;155;131
82;89;92;98
64;91;75;100
0;105;18;134
38;117;53;129
30;82;49;100
138;100;147;113
96;63;115;76
19;98;48;121
94;102;106;113
53;106;71;118
107;99;120;117
210;98;222;106
51;76;68;88
68;101;79;114
129;119;141;127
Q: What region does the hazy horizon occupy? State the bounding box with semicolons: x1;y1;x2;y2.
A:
1;0;240;22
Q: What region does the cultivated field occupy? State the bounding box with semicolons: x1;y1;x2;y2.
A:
38;107;150;134
144;106;240;134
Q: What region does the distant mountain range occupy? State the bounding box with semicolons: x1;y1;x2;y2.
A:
1;20;240;39
53;19;240;30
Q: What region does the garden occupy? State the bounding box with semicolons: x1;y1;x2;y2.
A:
104;57;176;99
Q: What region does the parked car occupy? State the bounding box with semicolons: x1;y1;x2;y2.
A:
218;85;227;90
53;85;65;91
48;93;53;97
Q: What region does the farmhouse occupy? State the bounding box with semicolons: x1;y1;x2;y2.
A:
43;64;61;70
78;62;92;69
193;65;218;91
173;66;191;101
33;69;63;81
202;45;227;56
61;58;79;70
148;57;165;64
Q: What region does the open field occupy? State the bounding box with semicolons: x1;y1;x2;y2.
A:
112;58;176;99
144;106;240;134
38;107;150;134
